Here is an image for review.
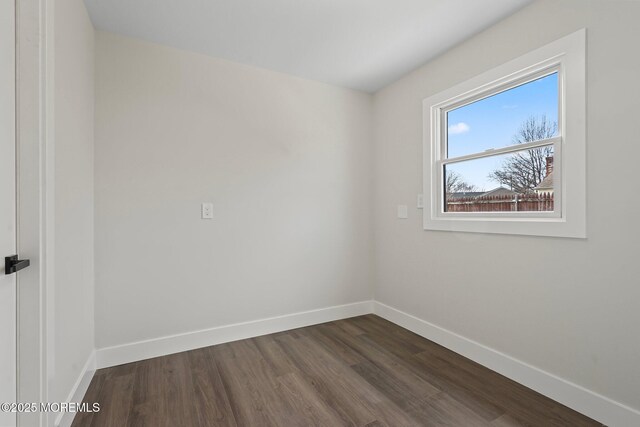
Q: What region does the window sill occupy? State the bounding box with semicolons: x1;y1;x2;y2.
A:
424;215;585;238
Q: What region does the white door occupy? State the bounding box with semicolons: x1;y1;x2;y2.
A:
1;1;17;426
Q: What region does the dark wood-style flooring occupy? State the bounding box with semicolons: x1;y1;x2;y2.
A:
73;315;602;426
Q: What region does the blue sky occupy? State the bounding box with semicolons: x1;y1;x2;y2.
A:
446;73;558;191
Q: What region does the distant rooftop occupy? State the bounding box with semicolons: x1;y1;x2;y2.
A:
535;171;554;191
478;187;518;199
447;187;517;200
447;191;485;200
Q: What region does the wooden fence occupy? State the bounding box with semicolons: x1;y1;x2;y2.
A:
446;193;554;212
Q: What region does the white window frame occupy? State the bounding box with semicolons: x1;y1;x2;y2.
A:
423;29;586;238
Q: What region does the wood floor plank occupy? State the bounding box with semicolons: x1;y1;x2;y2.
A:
159;352;199;427
319;321;440;400
305;323;369;366
215;339;292;426
355;315;434;352
277;371;348;426
410;391;493;427
74;315;603;427
187;347;237;427
333;318;367;336
128;358;164;427
349;316;431;359
252;334;297;378
410;347;512;421
275;333;379;426
355;332;508;422
85;370;135;427
491;413;531;427
279;333;422;426
70;367;109;427
412;347;596;426
351;360;426;412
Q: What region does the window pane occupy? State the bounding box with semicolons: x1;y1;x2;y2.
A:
447;73;558;159
444;146;555;212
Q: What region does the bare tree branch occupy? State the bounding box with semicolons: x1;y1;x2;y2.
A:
445;170;478;199
488;115;556;193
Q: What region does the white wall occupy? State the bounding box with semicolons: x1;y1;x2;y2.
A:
51;0;95;406
373;0;640;413
94;33;373;349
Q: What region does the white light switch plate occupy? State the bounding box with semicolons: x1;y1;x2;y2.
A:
397;205;408;219
417;194;424;209
201;203;213;219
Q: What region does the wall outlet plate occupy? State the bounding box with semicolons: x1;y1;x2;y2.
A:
201;203;213;219
417;194;424;209
397;205;409;219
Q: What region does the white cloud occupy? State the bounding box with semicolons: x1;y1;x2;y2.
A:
448;122;470;135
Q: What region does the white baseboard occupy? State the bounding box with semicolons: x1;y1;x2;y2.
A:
55;350;96;427
71;299;638;427
96;300;374;369
374;301;640;427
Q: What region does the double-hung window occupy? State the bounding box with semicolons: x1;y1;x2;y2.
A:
423;29;586;238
